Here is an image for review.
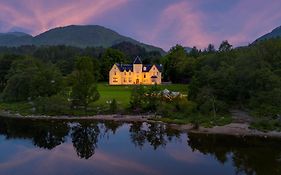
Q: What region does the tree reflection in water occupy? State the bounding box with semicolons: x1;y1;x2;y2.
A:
71;122;100;159
0;117;281;175
188;133;281;175
0;118;69;149
129;122;181;150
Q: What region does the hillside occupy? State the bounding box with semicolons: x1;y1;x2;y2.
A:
255;25;281;42
0;25;165;54
0;32;33;46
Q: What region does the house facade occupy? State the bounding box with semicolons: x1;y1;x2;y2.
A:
109;56;162;85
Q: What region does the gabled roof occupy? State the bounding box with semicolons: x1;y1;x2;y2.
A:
113;56;162;72
155;64;163;72
115;64;133;72
133;56;142;64
115;63;162;72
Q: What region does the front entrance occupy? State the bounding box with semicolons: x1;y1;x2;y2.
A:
136;79;139;84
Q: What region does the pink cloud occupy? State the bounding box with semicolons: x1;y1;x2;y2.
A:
0;0;128;35
140;1;214;50
225;0;281;46
137;0;281;50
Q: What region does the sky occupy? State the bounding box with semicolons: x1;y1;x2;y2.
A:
0;0;281;51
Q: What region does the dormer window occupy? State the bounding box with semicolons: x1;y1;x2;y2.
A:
143;66;146;71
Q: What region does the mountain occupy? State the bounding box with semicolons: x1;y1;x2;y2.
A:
255;26;281;42
0;25;165;54
0;32;33;46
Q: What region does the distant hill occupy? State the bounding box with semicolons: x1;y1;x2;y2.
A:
0;25;165;55
0;32;33;46
255;26;281;42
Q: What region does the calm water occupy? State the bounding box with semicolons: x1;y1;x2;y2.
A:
0;118;280;175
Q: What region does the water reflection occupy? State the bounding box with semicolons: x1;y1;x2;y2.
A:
188;133;281;175
0;118;181;159
129;122;181;149
0;119;69;149
71;122;100;159
0;117;281;175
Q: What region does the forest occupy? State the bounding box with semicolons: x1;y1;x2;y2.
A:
0;39;280;130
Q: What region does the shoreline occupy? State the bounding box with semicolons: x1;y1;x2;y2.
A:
1;111;281;139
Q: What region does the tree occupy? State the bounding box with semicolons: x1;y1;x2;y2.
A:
109;99;118;113
130;85;145;111
100;48;126;81
2;57;63;102
162;44;193;83
189;46;201;58
219;40;232;52
207;44;216;53
144;84;160;112
70;56;100;110
0;54;22;92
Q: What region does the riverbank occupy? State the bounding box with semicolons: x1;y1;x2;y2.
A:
1;111;281;138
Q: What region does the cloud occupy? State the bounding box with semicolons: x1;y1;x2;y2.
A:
0;0;128;35
0;0;281;50
137;0;281;50
224;0;281;46
140;1;214;50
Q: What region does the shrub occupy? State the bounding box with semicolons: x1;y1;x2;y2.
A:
156;102;175;118
109;99;118;113
249;88;281;118
34;95;70;115
129;85;146;111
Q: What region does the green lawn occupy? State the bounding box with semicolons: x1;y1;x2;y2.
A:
95;83;188;109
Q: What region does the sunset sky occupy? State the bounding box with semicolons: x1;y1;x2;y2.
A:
0;0;281;50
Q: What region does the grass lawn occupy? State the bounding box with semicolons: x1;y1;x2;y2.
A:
95;83;188;109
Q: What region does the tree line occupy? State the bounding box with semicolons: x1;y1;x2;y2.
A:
0;38;280;124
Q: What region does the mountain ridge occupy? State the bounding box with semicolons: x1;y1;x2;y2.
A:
0;25;165;54
255;25;281;42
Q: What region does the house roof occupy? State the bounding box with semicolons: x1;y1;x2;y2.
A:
142;65;153;72
114;56;162;72
133;56;142;64
116;64;133;72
